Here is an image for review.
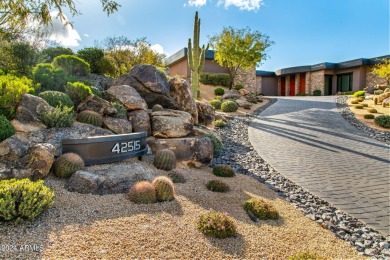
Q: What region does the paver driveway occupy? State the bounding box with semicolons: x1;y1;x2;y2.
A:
248;96;390;236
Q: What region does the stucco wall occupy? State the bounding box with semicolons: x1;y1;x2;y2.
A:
168;58;190;78
261;77;278;96
203;59;229;74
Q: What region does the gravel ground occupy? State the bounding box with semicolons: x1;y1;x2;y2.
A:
0;157;362;259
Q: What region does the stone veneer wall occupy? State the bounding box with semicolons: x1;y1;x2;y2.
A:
234;67;257;93
365;65;388;87
256;76;262;95
308;70;325;95
277;78;281;96
295;74;300;95
285;76;290;96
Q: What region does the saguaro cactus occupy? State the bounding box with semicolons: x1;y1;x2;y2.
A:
188;11;209;98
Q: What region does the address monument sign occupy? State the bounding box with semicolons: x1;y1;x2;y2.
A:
62;132;148;166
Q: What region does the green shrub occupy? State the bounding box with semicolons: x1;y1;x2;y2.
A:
357;97;365;102
90;86;102;98
206;180;230;193
354;104;364;109
215;96;223;101
312;90;321;96
196;210;237;238
204;134;223;157
364;114;375;119
152;176;175;202
200;73;231;88
167;170;187;183
32;63;78;92
53;153;84;178
209;99;222;109
374;90;384;95
0;115;16;142
77;110;103;127
353;90;366;98
212;165;235;177
295;93;307;96
243;198;279;220
152;104;164;112
221;100;238;112
127;181;156;204
288;252;325;260
41;46;74;62
214;119;227;128
350;100;359;104
368;108;378;113
65;82;92;105
214;87;225;96
38;91;74;108
52;55;90;76
246;94;258;104
374;115;390;128
153;149;176;171
0;74;36;119
41;105;74;128
234;84;244;90
112;102;127;118
362;103;368;107
77;47;104;74
0;178;55;222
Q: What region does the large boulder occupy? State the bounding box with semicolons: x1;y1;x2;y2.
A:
168;78;198;123
21;143;55;180
222;90;240;100
236;98;252;109
196;101;215;127
151;110;194;138
77;94;117;115
113;65;176;109
104;85;148;111
79;73;113;91
128;110;151;135
148;136;213;164
65;162;155;195
103;117;132;134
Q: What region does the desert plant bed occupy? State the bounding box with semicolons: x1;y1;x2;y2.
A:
0;158;361;259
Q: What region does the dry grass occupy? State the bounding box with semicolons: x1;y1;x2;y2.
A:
0;160;362;259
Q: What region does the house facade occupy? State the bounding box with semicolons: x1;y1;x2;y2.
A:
165;48;389;96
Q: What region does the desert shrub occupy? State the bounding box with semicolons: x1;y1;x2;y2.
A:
41;106;74;128
38;91;74;108
295;93;307;96
52;55;90;76
215;95;223;101
0;115;16;142
65;82;92;105
41;46;74;62
77;110;103;127
152;104;164;112
32;63;78;92
243;198;279;220
0;178;55;222
204;134;223;157
77;47;104;74
288;252;325;260
357;97;365;102
95;55;117;77
209;99;222;109
374;115;390;128
153;149;176;171
128;181;156;204
374;90;384;95
112;102;127;118
167;170;187;183
383;102;389;108
362;103;368;107
214;87;225;96
214;119;227;128
221;100;238;112
196;210;237;238
206;180;230;193
374;97;378;105
364;114;375;119
354;104;363;109
246;94;258;104
90;86;102;98
368;108;378;113
353;90;366;98
53;153;84;178
350;100;359;104
234;84;244;90
152;176;175;202
212;165;235;177
200;73;231;88
0;74;36;119
312;90;321;96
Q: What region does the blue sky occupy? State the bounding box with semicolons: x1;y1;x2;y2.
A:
48;0;389;71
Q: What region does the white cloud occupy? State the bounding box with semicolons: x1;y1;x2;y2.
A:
187;0;207;7
83;33;90;37
217;0;262;11
151;44;165;55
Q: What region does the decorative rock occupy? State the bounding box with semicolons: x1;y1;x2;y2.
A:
236;98;252;109
22;143;55;180
78;73;113;91
65;170;104;194
222;89;240;100
191;125;222;141
104;85;148;111
103;117;132;134
238;88;249;96
151;110;194;138
128;110;151;136
196;101;215;127
11;119;45;132
168;78;198;123
114;65;176;109
77;94;117;115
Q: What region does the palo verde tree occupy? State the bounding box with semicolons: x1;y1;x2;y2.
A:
209;26;274;89
371;58;390;86
188;11;209;98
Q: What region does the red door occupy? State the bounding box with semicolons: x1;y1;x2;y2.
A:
300;73;306;94
281;77;286;96
290;75;296;96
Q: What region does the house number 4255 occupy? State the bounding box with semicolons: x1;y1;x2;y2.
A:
111;140;141;154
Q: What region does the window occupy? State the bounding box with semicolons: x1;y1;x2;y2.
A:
337;73;353;92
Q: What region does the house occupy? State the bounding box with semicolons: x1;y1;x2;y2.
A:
165;48;389;96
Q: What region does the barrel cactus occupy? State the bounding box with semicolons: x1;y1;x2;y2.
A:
53;153;84;178
0;115;16;142
221;100;238;112
152;104;164;112
153;149;176;171
128;181;156;204
77;110;103;127
167;169;187;183
152;176;175;202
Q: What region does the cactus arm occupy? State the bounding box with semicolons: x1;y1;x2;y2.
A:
188;39;194;71
199;43;209;73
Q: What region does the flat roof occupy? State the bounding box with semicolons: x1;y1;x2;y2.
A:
165;47;214;66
